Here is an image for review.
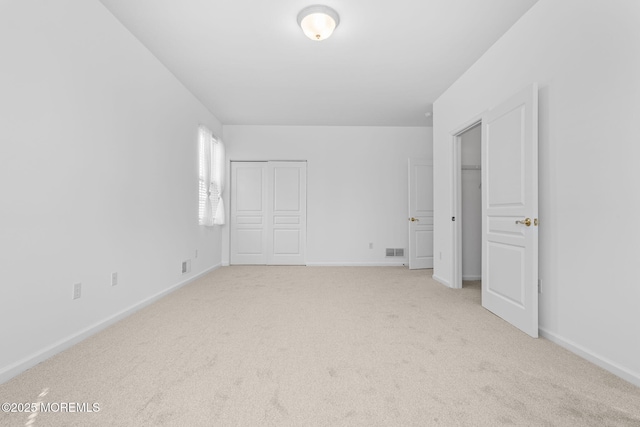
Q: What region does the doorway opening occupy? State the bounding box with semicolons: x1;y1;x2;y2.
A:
448;84;539;336
452;118;482;290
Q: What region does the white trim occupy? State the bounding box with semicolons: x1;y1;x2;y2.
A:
432;274;452;288
452;135;462;289
540;328;640;388
305;262;408;267
462;275;481;281
450;114;485;137
0;264;222;385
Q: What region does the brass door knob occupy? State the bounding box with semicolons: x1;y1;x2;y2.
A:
515;218;532;227
409;217;419;222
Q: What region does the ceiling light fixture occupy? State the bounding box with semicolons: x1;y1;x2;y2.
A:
297;5;340;41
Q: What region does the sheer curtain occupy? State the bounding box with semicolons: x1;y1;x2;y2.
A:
198;126;214;226
198;125;225;226
212;138;225;225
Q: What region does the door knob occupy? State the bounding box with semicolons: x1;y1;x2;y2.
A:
409;217;419;222
515;218;532;227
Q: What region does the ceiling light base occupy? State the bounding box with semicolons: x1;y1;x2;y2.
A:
297;5;340;41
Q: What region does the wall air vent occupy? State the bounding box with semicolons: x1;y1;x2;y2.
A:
386;248;405;257
181;259;191;274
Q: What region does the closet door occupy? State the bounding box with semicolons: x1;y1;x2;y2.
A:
230;161;307;265
267;162;307;265
230;162;267;265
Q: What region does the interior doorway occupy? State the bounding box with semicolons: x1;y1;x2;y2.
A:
449;84;539;336
451;118;482;290
460;124;481;287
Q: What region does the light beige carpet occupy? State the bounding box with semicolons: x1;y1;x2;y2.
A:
1;266;639;426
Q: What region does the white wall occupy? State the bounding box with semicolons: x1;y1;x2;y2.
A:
460;125;481;280
433;0;640;385
222;126;431;266
0;0;223;382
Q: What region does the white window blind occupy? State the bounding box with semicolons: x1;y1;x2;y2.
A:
198;125;225;226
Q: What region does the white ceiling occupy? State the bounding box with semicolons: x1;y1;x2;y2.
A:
98;0;538;127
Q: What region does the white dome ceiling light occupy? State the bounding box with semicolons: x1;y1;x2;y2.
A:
297;5;340;41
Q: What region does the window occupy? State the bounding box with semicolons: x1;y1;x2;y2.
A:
198;125;225;226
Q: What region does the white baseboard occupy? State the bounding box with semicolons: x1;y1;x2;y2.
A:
432;274;451;288
305;261;407;267
0;264;222;385
462;275;481;281
539;327;640;388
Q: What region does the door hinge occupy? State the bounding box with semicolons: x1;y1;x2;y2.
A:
452;216;455;221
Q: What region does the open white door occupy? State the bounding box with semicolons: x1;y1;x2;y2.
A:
408;158;434;269
481;84;538;337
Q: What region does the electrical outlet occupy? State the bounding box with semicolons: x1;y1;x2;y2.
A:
73;283;81;300
195;249;198;259
439;251;442;260
111;272;118;287
369;242;373;249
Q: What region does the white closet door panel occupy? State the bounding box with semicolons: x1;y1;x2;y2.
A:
236;229;264;254
273;167;301;211
231;161;307;266
273;229;301;254
267;162;307;265
235;167;264;211
230;162;267;265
